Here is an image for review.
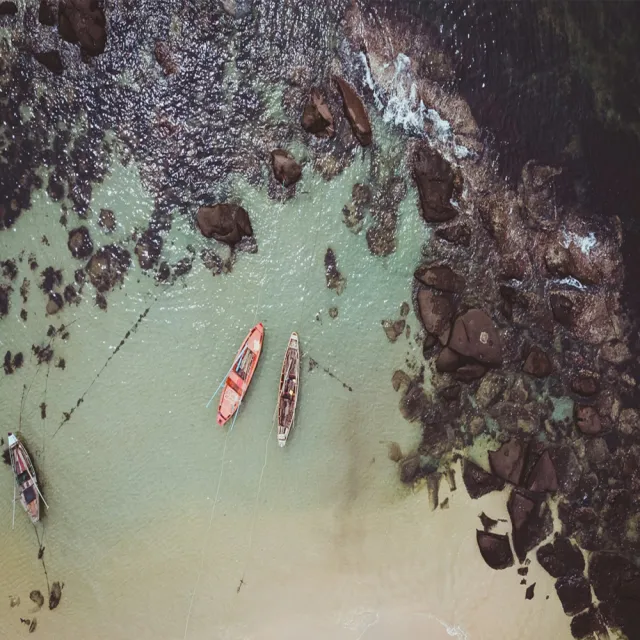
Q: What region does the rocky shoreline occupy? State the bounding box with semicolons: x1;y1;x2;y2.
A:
1;2;639;638
346;5;640;638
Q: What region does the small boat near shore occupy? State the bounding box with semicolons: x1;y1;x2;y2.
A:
217;323;265;427
277;332;300;447
8;432;40;524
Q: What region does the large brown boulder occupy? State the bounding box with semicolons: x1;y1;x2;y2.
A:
333;76;372;146
526;450;558;493
271;149;302;187
449;309;502;366
462;459;505;499
196;204;253;247
414;264;465;293
0;2;17;15
58;0;107;57
523;345;552;377
536;535;585;578
301;88;334;137
489;439;526;484
476;530;514;570
34;51;64;74
417;288;453;337
412;145;458;223
39;0;56;25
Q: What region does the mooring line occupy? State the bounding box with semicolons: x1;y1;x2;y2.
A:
52;297;158;437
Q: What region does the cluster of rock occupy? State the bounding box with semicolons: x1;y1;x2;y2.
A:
388;134;639;637
194;74;374;265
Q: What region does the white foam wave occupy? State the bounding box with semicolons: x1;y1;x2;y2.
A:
561;230;597;255
359;52;470;160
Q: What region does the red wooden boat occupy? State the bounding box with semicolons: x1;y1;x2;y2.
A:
8;432;40;524
217;323;264;426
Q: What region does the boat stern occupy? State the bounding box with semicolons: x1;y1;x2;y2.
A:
7;432;17;448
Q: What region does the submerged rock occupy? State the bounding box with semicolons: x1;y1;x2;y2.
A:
34;51;64;74
523;346;552;378
0;2;17;15
382;319;405;342
39;0;57;25
536;536;585;579
476;373;507;409
0;285;11;317
399;452;420;484
417;288;453;337
49;581;63;610
67;226;93;259
333;76;372;146
574;405;601;436
462;459;505;499
449;310;502;366
154;40;178;75
29;590;44;611
571;373;599;397
196;204;253;247
99;208;116;231
488;439;526;484
220;0;252;18
86;245;131;292
135;231;163;270
412;145;458;223
414;265;465;293
301;88;334;137
271;149;302;187
46;292;63;315
58;0;107;56
391;370;411;392
324;248;346;294
476;530;514;570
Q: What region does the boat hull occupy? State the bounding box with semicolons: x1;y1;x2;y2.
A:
217;323;264;426
8;432;40;524
277;332;300;446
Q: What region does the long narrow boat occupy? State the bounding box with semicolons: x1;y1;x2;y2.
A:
217;323;265;426
277;332;300;447
8;432;40;523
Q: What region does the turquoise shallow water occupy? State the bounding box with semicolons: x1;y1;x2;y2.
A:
0;9;577;635
0;129;572;638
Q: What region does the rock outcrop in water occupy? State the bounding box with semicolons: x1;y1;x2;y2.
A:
67;227;93;259
0;2;17;16
196;204;253;248
324;248;345;295
476;530;514;570
58;0;107;57
38;0;56;25
301;88;334;138
332;76;372;146
271;149;302;187
34;51;64;75
86;245;130;292
352;8;635;632
412;145;460;223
